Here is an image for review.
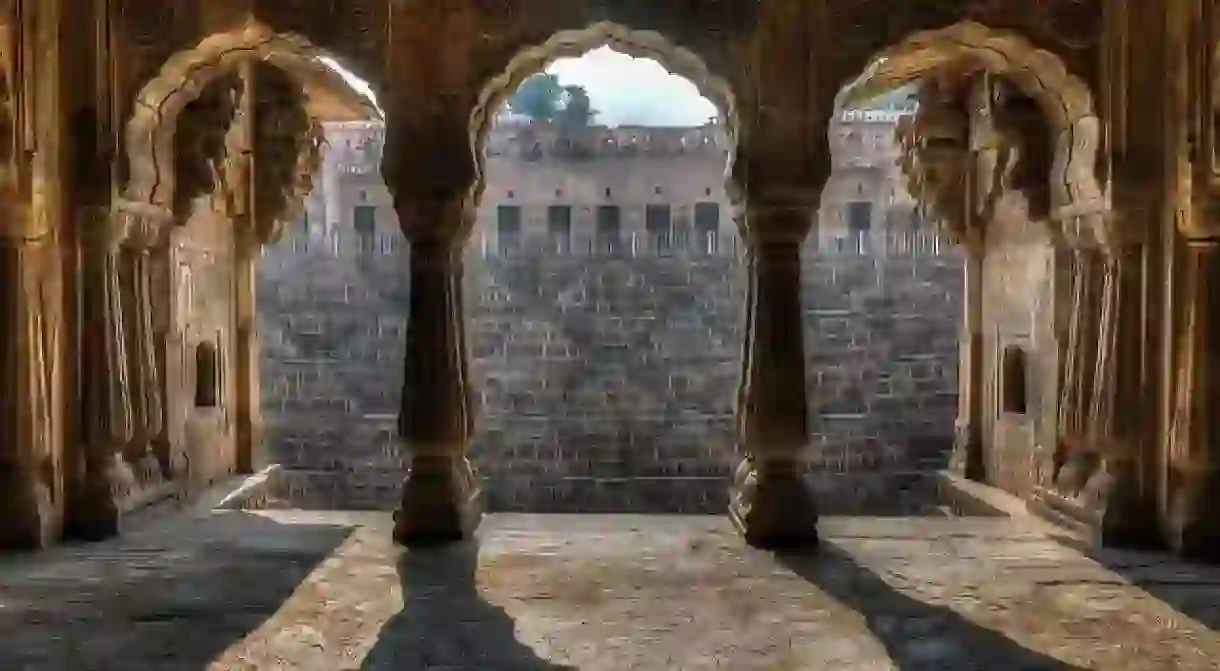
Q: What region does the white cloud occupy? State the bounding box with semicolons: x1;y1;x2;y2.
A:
545;47;719;127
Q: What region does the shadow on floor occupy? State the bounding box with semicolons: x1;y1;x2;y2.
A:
361;541;577;670
1048;532;1220;635
0;510;355;670
777;542;1092;671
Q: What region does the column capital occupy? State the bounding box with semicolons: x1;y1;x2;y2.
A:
391;191;474;249
112;200;174;251
381;117;476;198
739;192;819;248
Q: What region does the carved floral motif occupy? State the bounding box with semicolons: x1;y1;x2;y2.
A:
894;80;971;243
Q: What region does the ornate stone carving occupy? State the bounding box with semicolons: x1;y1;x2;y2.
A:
250;63;323;245
173;72;242;221
123;21;378;220
895;80;971;243
1050;246;1121;513
845;21;1109;249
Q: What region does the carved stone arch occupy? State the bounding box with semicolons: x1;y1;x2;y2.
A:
120;20;381;239
467;21;743;217
838;21;1108;251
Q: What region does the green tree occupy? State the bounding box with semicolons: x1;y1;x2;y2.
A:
508;73;564;120
556;85;595;129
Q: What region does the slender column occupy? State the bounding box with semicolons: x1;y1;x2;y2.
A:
1095;242;1151;545
951;233;986;480
232;60;259;474
729;200;819;547
1054;246;1106;495
0;218;62;548
233;242;259;474
392;196;480;543
118;235;165;486
1166;240;1220;558
69;210;136;540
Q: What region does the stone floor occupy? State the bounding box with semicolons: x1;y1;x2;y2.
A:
2;510;1220;670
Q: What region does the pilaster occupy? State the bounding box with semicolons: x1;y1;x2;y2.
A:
1166;239;1220;558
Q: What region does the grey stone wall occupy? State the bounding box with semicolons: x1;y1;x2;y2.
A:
257;223;963;514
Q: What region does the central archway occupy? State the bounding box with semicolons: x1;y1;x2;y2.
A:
461;24;746;515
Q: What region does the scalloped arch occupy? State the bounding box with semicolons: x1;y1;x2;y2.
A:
467;22;741;213
122;21;381;227
840;21;1108;249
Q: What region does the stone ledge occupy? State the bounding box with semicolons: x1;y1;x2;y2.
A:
261;467;1011;517
215;465;287;511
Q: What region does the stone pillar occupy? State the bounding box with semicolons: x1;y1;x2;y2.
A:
118;234;165;486
392;196;480;543
232;60;260;475
1166;240;1220;558
729;200;819;547
951;233;986;480
71;210;136;540
1096;242;1150;546
0;207;63;549
1054;246;1106;495
233;239;259;474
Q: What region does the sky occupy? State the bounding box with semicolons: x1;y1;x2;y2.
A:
543;47;720;127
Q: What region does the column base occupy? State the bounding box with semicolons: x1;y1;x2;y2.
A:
1166;467;1220;561
65;454;135;542
130;452;165;487
0;467;57;550
728;457;819;549
393;455;482;545
950;421;985;482
1029;455;1158;550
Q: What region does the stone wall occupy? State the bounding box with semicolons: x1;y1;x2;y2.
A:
163;197;241;491
257;224;963;514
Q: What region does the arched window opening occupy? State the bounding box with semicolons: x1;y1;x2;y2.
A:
1001;344;1028;415
195;341;219;408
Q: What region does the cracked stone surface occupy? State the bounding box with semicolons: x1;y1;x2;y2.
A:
2;511;1220;670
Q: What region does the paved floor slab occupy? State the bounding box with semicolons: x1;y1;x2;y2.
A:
2;511;1220;669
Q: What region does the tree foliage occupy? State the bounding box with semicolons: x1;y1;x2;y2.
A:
508;73;596;130
508;73;564;121
557;85;594;129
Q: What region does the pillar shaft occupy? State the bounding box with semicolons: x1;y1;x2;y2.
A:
1054;247;1107;495
392;210;480;543
1167;240;1220;558
729;203;818;547
119;242;164;485
71;214;136;540
952;241;986;480
0;232;63;548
